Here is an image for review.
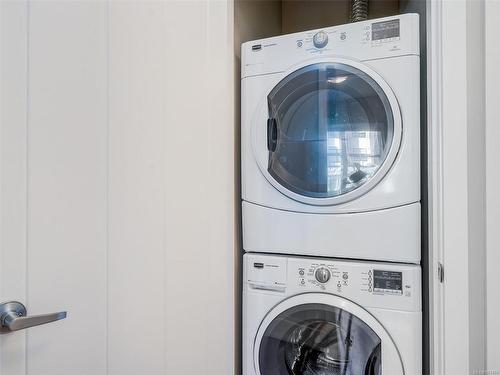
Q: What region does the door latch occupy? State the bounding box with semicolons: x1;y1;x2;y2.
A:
438;262;444;283
0;301;67;333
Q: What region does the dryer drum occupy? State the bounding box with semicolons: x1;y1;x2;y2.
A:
266;62;394;200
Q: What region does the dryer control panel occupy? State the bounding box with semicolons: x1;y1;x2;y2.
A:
244;253;421;312
241;13;419;79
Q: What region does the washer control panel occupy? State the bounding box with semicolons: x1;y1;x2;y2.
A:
244;253;421;312
297;262;351;292
314;267;331;283
290;257;420;311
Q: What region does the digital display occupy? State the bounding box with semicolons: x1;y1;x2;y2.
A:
372;19;400;41
373;270;402;294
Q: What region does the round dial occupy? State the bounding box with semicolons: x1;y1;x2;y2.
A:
315;267;331;283
313;31;329;48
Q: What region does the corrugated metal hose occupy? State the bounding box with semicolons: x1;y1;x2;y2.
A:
351;0;369;22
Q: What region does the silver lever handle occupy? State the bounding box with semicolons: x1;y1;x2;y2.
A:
0;301;67;333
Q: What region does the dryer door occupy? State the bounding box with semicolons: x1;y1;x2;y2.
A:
254;294;404;375
259;60;402;206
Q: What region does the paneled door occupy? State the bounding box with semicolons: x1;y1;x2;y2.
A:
0;1;235;374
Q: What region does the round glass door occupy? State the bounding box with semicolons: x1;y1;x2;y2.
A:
258;303;381;375
265;62;399;202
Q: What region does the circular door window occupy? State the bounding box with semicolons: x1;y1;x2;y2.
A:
263;61;401;205
258;303;381;375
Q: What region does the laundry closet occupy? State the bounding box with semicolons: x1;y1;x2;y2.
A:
235;1;429;374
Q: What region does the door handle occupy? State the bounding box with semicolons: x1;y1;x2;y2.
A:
267;118;278;152
0;301;67;333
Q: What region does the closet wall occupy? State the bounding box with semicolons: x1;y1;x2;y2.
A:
282;0;398;33
235;0;400;43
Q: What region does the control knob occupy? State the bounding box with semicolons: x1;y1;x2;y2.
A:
313;31;329;48
315;267;331;283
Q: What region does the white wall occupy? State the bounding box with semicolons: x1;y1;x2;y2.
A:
0;1;235;374
0;2;28;372
486;1;500;372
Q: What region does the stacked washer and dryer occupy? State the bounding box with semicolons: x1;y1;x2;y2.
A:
241;13;422;375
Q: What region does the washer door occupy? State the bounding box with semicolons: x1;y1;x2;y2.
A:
254;294;404;375
256;60;402;206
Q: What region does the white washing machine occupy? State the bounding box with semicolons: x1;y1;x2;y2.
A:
243;253;422;375
241;14;421;263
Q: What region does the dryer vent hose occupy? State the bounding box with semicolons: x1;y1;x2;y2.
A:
351;0;369;22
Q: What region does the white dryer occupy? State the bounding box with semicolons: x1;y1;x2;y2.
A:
243;253;422;375
241;14;421;263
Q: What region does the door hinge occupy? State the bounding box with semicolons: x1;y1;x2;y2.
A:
438;262;444;283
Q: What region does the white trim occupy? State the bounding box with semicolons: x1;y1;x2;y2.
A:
428;0;488;373
485;1;500;371
426;1;444;374
441;0;471;372
465;0;486;372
